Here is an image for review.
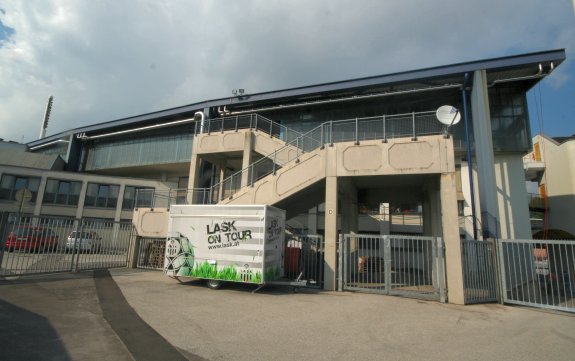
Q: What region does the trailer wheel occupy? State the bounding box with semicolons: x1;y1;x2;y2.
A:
206;279;222;289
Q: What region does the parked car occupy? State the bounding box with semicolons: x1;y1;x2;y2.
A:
4;226;59;252
66;231;102;253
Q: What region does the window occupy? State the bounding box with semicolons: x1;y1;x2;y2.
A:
122;186;154;210
43;179;82;206
0;174;41;202
84;183;120;209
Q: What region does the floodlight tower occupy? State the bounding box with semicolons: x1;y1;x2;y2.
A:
39;96;54;139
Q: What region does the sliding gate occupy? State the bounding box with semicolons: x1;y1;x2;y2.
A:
339;234;445;302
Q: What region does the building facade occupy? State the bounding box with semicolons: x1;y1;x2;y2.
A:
524;134;575;236
0;49;567;302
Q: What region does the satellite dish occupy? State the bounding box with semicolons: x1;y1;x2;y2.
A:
436;105;461;126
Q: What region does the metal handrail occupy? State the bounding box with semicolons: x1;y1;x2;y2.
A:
201;113;302;143
210;110;441;202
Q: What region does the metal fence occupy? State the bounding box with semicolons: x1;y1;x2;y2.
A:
461;240;499;304
339;234;445;302
498;239;575;313
136;238;166;270
133;234;325;288
0;214;132;277
284;234;324;288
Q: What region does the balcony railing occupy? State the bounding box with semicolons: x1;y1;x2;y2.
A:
209;110;443;202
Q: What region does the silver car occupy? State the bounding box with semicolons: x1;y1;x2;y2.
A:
66;231;102;253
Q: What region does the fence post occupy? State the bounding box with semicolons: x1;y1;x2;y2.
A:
235;115;239;132
384;236;391;295
338;234;343;291
221;117;225;133
273;152;277;175
342;234;348;289
320;124;325;149
72;219;83;272
437;237;446;303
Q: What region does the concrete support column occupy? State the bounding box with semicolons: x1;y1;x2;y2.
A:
323;176;338;291
308;206;318;234
33;176;48;216
218;160;227;201
75;181;88;219
441;173;465;304
186;150;202;204
114;184;125;222
494;155;532;239
471;69;500;238
241;132;253;187
379;203;390;235
460;161;482;240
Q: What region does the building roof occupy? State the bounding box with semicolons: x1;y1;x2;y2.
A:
552;135;575;144
27;48;566;148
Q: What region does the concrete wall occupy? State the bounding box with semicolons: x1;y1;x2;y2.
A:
494;154;532;239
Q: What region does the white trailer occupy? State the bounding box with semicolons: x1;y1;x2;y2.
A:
164;204;285;289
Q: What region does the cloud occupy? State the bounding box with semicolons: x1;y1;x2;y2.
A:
0;0;574;143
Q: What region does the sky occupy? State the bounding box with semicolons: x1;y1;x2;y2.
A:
0;1;574;144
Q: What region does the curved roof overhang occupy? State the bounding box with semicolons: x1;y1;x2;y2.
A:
27;49;565;148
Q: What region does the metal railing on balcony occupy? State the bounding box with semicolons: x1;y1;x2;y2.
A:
194;113;302;144
209;111;443;202
528;193;546;210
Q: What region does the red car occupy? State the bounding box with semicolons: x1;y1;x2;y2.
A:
4;226;59;252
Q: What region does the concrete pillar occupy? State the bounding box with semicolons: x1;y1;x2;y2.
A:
460;161;482;240
379;203;390;235
241;132;253;187
471;69;500;238
75;181;88;219
494;154;532;239
323;176;338;291
33;176;48;216
186;151;202;204
308;206;318;234
114;184;125;222
441;173;465;305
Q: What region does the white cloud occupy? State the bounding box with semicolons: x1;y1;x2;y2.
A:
0;0;574;143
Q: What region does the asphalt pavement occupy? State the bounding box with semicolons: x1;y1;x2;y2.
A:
1;268;574;361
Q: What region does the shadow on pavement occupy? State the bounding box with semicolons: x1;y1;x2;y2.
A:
0;299;72;361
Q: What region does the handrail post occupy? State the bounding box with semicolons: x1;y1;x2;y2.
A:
235;115;239;132
250;164;255;186
382;115;387;143
329;121;333;146
255;115;258;131
273;151;277;175
221;116;225;133
411;112;417;141
320;124;324;149
207;118;211;135
355;117;359;145
270;118;273;137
